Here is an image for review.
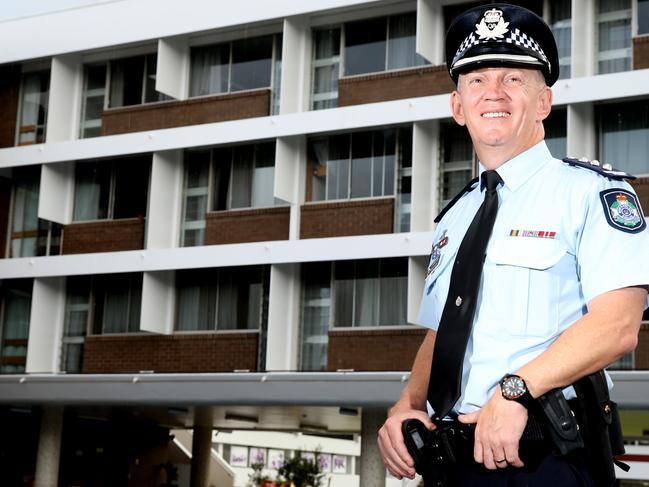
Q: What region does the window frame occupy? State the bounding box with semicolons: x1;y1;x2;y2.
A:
596;0;633;74
15;69;50;147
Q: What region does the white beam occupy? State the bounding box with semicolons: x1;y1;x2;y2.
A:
571;0;596;78
0;0;384;64
0;231;433;279
46;55;83;143
26;277;66;373
266;263;301;371
567;103;596;160
157;37;190;101
140;271;176;335
147;150;184;249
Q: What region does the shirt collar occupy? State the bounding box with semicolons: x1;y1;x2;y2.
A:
478;141;553;193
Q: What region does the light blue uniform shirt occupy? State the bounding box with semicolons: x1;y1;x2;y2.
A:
418;141;649;415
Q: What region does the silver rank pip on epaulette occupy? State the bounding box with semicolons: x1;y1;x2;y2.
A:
562;157;636;181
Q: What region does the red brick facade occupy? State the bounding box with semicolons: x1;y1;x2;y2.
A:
82;332;259;373
62;218;145;255
630;177;649;215
101;89;271;136
327;327;426;372
0;64;21;149
300;198;394;239
0;177;11;258
637;324;649;370
633;36;649;70
337;65;455;107
205;206;290;245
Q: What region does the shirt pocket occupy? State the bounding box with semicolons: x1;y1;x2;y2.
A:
486;238;567;338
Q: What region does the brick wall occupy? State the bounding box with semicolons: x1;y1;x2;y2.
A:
636;323;649;370
205;206;290;245
0;64;21;149
0;177;11;258
630;177;649;215
633;36;649;70
338;65;455;107
82;332;258;373
328;328;427;371
62;218;145;255
300;198;394;239
102;89;271;136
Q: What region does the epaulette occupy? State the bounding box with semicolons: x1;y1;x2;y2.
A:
434;176;479;223
562;157;636;181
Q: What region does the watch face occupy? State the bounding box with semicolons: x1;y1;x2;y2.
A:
502;375;526;400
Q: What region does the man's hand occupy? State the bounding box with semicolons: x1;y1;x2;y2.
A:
458;390;527;470
377;408;435;480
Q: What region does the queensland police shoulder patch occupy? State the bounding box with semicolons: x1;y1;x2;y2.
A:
600;189;646;233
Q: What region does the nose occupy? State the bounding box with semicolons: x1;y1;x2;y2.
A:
483;79;506;101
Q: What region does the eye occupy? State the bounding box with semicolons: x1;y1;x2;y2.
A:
505;75;523;85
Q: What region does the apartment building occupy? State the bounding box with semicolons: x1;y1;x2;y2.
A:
0;0;649;485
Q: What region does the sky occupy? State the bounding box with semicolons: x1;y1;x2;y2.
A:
0;0;117;20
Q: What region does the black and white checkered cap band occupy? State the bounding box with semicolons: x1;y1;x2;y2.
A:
452;28;550;72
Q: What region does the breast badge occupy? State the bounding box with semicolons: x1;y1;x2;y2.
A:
600;189;646;234
427;230;449;276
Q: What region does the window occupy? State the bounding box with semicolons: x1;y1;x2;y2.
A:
549;0;572;79
17;70;49;146
180;142;276;247
80;55;169;138
175;266;268;332
440;122;475;207
545;108;567;159
109;54;168;108
61;273;143;373
72;156;150;221
8;166;40;258
598;99;649;175
190;34;279;97
311;13;428;109
0;279;33;374
80;64;107;139
597;0;632;74
640;0;649;34
299;258;408;371
309;127;412;205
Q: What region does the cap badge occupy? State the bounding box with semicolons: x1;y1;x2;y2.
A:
475;8;509;40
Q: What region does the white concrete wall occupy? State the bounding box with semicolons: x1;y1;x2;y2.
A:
26;277;66;373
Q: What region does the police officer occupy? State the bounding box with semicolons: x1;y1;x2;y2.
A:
377;3;649;485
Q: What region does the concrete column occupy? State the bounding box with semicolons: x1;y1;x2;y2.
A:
411;120;440;232
38;162;75;224
34;406;64;487
190;407;214;487
416;0;444;65
157;37;190;100
571;0;596;78
279;16;312;114
147;149;184;249
140;271;175;335
46;54;83;142
360;408;387;487
26;277;66;373
265;263;301;371
274;136;307;240
407;256;428;325
567;103;596;160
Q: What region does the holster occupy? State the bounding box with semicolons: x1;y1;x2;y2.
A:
573;370;628;487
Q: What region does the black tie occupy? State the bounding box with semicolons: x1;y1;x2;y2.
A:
427;170;503;420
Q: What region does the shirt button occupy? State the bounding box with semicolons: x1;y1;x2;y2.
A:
455;296;462;306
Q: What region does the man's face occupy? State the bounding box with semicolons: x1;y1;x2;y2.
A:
450;67;553;164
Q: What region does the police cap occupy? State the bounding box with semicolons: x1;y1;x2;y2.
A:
445;3;560;86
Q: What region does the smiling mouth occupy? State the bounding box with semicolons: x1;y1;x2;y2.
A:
481;111;511;119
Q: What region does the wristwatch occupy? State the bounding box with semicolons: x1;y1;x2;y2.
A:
500;374;536;410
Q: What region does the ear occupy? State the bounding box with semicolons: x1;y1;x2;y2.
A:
536;86;553;122
450;90;466;126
